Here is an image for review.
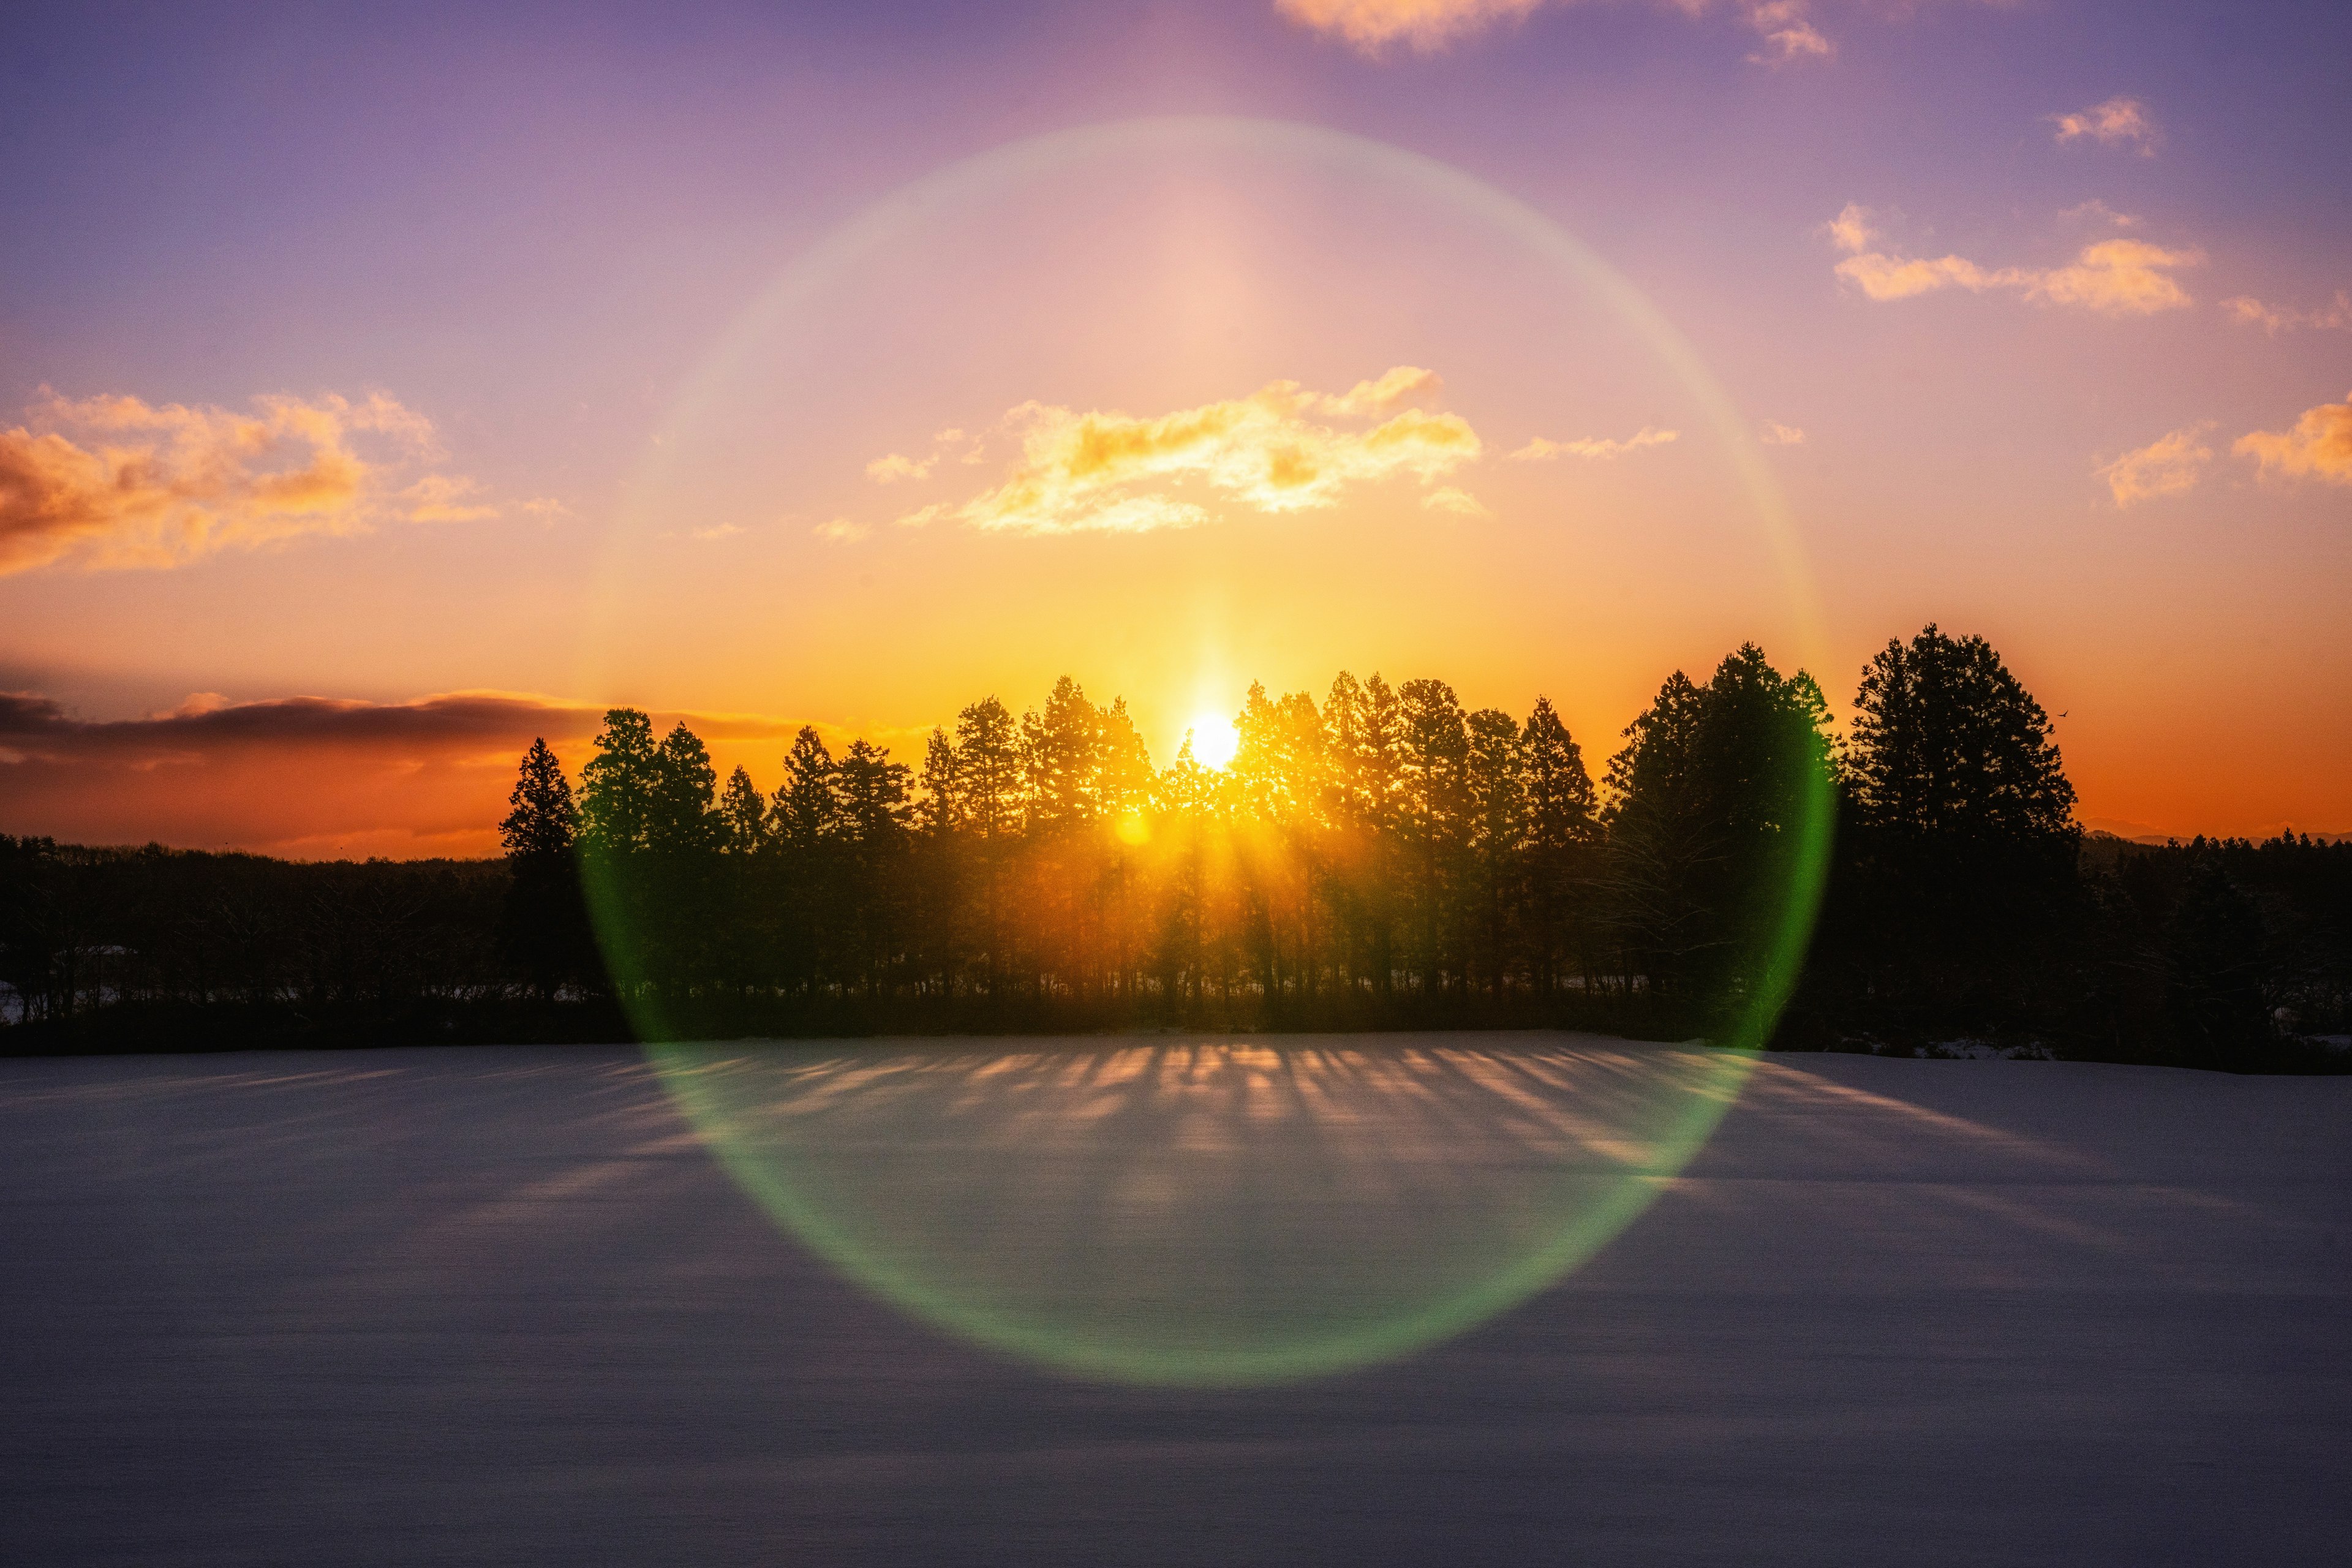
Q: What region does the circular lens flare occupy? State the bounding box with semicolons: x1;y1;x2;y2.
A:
585;116;1835;1387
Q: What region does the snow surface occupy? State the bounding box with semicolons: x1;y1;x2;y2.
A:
1;1036;2346;1566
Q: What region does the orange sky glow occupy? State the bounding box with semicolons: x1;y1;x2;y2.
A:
2;4;2347;856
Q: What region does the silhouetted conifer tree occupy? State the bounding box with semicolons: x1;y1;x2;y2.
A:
497;739;592;998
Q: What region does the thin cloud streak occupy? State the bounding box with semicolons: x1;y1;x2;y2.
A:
1510;426;1679;461
2223;292;2352;334
1827;205;2201;315
0;689;820;857
2051;96;2158;154
1277;1;1979;62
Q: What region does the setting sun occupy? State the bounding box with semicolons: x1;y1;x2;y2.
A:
1186;714;1241;771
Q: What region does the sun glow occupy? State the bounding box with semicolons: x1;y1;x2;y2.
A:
1187;713;1240;769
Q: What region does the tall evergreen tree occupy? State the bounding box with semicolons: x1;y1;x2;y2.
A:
1839;624;2079;1027
579;709;659;856
1520;696;1597;993
718;765;768;854
771;726;841;852
498;738;590;997
500;739;577;862
648;724;721;855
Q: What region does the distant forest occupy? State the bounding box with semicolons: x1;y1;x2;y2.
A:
4;624;2346;1069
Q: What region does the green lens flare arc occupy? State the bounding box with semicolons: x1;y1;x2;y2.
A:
587;115;1836;1387
649;1041;1759;1389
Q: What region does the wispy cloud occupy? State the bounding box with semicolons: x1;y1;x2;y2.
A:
1743;1;1831;63
1510;426;1678;461
1420;485;1490;516
2235;391;2352;486
0;389;475;576
399;473;499;524
2097;424;2211;507
812;517;871;544
2051;96;2158;154
904;369;1481;537
1760;421;1807;446
2222;292;2352;334
1275;0;1542;53
1278;1;1964;63
1826;203;2200;315
865;452;935;484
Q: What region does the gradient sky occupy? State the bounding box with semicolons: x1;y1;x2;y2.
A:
3;0;2348;856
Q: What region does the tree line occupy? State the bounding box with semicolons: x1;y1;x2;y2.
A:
4;624;2346;1068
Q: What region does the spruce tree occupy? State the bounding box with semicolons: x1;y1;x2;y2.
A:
500;738;577;862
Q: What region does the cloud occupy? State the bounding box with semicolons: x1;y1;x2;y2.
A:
2060;199;2139;229
945;369;1479;535
1510;426;1678;461
519;496;571;518
0;688;809;858
1744;1;1831;62
0;389;476;576
1275;0;1542;52
1278;1;1955;62
1319;365;1444;417
812;517;871;544
892;503;949;529
1421;486;1491;516
1827;205;2200;315
2097;424;2212;507
1823;203;1879;254
690;522;746;541
400;473;500;524
2051;96;2158;154
1760;421;1806;446
2234;391;2352;486
2222;292;2352;334
865;451;935;484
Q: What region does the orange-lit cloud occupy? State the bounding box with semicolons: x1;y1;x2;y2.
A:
811;517;872;543
2097;424;2211;507
399;473;500;523
1279;1;1951;62
1828;205;2200;315
865;451;934;483
1319;364;1444;416
1420;485;1490;516
2223;292;2352;334
2234;391;2352;486
925;370;1480;536
1760;420;1807;445
2051;96;2158;154
0;389;477;576
1510;426;1678;461
1744;1;1831;62
1275;0;1542;52
0;688;810;858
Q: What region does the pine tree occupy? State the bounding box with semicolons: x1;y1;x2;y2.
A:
1520;696;1597;994
500;739;577;862
498;737;589;998
836;739;912;845
648;724;720;855
771;726;841;851
579;709;658;855
718;765;767;854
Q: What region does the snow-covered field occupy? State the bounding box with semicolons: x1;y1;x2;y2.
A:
1;1037;2345;1566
